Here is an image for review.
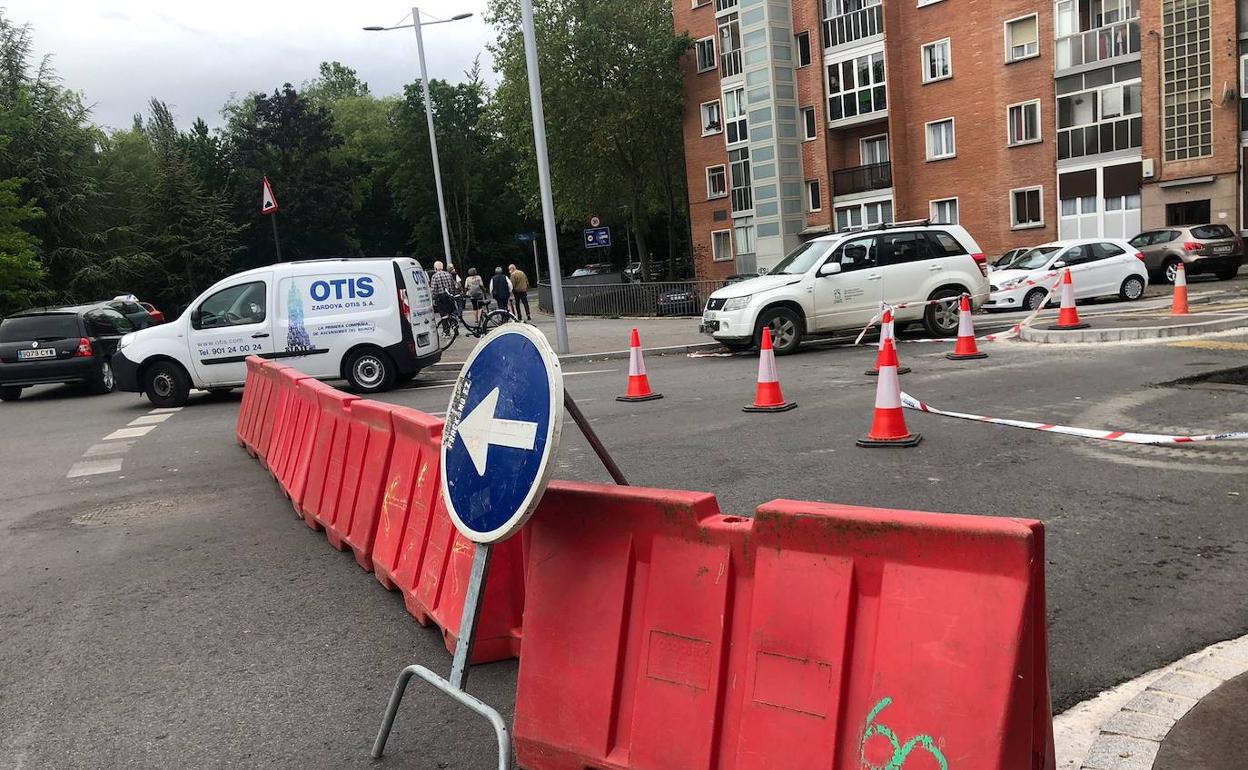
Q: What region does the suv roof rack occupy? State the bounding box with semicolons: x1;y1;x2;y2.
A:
840;218;932;234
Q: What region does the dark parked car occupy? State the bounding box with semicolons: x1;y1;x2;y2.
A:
0;304;134;401
656;288;700;316
1129;224;1244;283
106;298;158;329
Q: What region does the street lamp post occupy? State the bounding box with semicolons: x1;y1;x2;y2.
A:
364;9;472;271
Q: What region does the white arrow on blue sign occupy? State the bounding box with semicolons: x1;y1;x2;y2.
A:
440;323;563;543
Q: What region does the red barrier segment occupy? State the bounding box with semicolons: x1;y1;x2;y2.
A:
328;400;402;567
239;356;272;455
515;482;1053;770
284;378;330;509
300;386;359;532
257;361;291;471
268;367;312;488
369;407;525;663
236;357;263;448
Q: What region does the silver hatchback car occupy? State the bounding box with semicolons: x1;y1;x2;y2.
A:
1128;224;1243;284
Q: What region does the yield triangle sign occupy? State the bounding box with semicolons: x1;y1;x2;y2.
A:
261;177;279;215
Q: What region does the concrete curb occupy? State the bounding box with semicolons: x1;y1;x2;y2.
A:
1054;633;1248;770
1019;313;1248;344
430;341;724;370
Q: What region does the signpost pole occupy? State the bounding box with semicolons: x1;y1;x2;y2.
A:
270;213;282;263
531;238;541;287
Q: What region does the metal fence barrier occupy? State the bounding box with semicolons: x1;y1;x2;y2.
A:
536;280;729;317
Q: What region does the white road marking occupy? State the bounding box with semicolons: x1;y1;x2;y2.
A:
128;414;173;426
148;407;183;414
83;441;134;458
66;458;124;478
103;426;156;441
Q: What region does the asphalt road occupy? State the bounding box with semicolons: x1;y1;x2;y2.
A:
2;278;1248;768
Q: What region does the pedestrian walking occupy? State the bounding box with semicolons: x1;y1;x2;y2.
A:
464;267;485;324
490;266;512;319
509;263;531;322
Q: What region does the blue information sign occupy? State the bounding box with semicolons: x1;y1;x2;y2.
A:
515;231;537;242
441;324;563;543
583;227;611;249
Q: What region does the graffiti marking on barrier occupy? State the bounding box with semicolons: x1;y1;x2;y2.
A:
859;697;949;770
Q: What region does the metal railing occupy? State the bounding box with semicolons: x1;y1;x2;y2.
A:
715;0;738;11
1057;115;1142;160
822;4;883;50
833;161;891;196
1055;18;1140;70
536;279;730;318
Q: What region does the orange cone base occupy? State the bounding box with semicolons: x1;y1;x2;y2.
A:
1045;321;1089;330
946;350;988;360
866;365;911;376
616;392;663;402
856;432;922;448
743;401;798;413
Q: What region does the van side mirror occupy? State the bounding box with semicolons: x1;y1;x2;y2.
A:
818;262;842;277
190;309;201;329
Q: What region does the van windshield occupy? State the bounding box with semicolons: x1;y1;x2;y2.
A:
770;241;836;275
1010;246;1061;271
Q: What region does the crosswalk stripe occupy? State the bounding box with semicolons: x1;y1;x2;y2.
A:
103;425;156;441
128;413;173;426
67;458;124;478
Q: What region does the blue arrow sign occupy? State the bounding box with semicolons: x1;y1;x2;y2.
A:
441;324;563;543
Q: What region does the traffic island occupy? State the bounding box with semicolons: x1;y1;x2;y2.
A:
1019;308;1248;344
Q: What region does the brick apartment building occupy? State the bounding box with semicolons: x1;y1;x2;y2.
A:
675;0;1247;280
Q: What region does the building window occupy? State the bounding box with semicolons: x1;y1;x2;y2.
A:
1057;80;1142;160
707;165;727;199
1162;0;1212;161
822;0;884;49
930;198;959;224
1010;187;1043;228
860;134;889;164
700;100;722;135
718;13;743;78
724;87;747;145
925;118;955;160
711;229;733;262
806;179;822;212
1005;15;1039;63
1007;100;1041;146
795;31;812;68
921;39;951;83
733;217;755;256
729;147;752;212
801;106;818;140
1241;54;1248;99
695;37;716;73
835;200;893;231
692;0;711;7
826;51;887;123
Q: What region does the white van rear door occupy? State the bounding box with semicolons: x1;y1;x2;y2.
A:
398;260;440;356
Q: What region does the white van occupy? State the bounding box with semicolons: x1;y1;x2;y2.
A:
700;223;989;354
112;258;441;407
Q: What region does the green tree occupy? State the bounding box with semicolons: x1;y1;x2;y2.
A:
487;0;690;277
0;175;44;314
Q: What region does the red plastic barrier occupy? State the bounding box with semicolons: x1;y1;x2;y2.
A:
235;357;263;448
284;378;331;511
266;367;311;485
299;386;359;531
515;483;1053;770
325;400;401;566
369;407;525;663
256;361;292;471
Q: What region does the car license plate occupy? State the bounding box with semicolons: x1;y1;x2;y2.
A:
1214;245;1233;254
17;348;57;360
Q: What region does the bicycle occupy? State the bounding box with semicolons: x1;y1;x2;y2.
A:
435;294;516;352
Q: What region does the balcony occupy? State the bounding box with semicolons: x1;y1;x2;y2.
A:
822;4;883;51
721;49;742;78
833;162;891;196
715;0;737;11
1055;18;1140;72
731;186;753;214
1057;115;1142;160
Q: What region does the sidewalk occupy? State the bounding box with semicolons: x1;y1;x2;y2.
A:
1151;671;1248;770
1019;296;1248;344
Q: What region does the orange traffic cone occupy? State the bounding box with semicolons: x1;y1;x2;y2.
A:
946;294;988;360
866;307;911;376
616;328;663;402
743;327;797;412
857;337;921;448
1046;268;1089;330
1171;262;1189;315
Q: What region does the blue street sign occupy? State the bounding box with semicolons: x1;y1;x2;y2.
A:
583;226;611;249
515;231;537;242
441;324;564;543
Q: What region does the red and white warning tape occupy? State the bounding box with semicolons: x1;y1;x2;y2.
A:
900;391;1248;444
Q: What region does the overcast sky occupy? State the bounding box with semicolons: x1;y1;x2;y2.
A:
9;1;497;131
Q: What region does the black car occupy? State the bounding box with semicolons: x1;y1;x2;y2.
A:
655;288;701;316
0;304;135;401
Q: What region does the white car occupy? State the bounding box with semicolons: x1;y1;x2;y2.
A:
700;223;990;354
112;257;442;407
985;239;1148;312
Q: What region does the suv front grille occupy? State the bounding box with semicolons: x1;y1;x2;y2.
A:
706;298;726;311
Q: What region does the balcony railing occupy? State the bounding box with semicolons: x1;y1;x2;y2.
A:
1055;18;1140;71
1057;115;1142;160
721;49;742;78
822;4;883;50
731;186;753;213
832;161;892;196
715;0;738;11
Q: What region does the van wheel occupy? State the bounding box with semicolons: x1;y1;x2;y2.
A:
923;288;963;337
345;348;395;394
0;386;22;402
756;308;803;355
144;361;190;408
89;360;115;395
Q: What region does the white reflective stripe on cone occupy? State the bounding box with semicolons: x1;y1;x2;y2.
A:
874;366;903;409
878;318;895;349
757;348;778;384
1175;264;1187;286
957;308;975;337
629;345;645;376
1061;280;1076;306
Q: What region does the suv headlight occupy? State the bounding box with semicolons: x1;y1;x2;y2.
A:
118;332;136;349
722;295;751;311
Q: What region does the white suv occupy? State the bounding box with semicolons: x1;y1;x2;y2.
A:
700;224;989;354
